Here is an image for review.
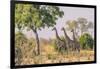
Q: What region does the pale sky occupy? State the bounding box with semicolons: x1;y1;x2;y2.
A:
21;6;94;40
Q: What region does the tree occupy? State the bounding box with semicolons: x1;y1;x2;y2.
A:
79;33;94;49
66;20;79;39
77;17;93;35
15;4;64;55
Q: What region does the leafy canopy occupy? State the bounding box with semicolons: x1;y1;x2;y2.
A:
66;20;78;31
15;4;64;31
77;17;93;33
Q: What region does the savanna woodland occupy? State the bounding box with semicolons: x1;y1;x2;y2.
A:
15;4;95;65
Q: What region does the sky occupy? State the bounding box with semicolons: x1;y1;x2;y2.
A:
21;6;94;40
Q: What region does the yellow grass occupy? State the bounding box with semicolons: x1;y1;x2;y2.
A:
41;45;57;55
19;45;94;65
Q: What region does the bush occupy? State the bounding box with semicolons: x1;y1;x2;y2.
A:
15;32;36;65
79;33;94;50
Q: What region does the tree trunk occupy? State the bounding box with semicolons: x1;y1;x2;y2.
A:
33;30;40;55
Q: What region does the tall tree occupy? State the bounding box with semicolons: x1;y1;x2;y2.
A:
15;4;64;55
77;17;93;35
66;20;78;39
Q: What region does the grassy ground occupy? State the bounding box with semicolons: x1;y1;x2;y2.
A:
19;45;94;65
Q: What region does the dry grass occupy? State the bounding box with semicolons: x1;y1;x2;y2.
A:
17;45;94;65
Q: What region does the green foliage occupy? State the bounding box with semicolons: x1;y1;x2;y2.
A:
15;4;64;55
79;33;94;49
15;4;64;31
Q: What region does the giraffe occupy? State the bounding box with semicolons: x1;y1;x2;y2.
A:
71;29;80;61
61;27;74;53
71;29;80;53
52;27;67;53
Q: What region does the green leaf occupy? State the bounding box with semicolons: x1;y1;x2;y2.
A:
15;4;64;31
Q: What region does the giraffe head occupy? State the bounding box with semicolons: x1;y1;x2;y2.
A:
71;29;74;32
61;27;65;31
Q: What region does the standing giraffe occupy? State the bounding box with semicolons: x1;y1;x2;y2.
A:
52;27;67;53
61;27;74;52
71;29;80;53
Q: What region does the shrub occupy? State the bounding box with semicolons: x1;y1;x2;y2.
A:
79;33;94;50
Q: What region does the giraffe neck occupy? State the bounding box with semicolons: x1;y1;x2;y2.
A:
63;28;70;40
72;30;76;41
55;29;61;40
